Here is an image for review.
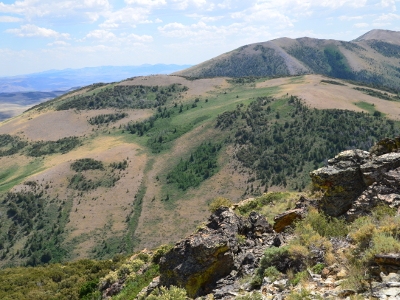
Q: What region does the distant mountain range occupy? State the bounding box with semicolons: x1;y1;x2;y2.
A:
176;29;400;91
0;64;192;93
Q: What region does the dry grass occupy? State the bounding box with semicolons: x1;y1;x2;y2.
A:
256;74;400;120
0;108;152;141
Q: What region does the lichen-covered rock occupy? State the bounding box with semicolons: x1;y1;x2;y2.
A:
158;207;273;298
360;152;400;186
375;254;400;274
347;166;400;220
310;150;369;217
370;136;400;156
311;144;400;218
273;209;303;233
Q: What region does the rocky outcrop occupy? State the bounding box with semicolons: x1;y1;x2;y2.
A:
375;254;400;274
158;207;275;298
273;209;303;233
360;153;400;186
311;139;400;219
347;167;400;221
310;149;369;217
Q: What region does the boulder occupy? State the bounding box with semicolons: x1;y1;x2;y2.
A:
360;152;400;186
375;254;400;273
310;150;369;217
273;209;303;233
347;167;400;221
158;207;273;298
310;144;400;218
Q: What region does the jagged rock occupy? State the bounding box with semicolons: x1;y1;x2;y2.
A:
158;207;274;298
375;254;400;273
103;282;124;298
311;144;400;218
244;211;274;238
310;149;369;217
347;167;400;220
136;276;160;299
273;209;303;233
360;152;400;186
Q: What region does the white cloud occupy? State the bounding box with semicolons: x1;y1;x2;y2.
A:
127;33;153;42
186;13;224;22
6;24;70;39
0;0;111;22
99;7;151;28
171;0;208;10
354;22;369;28
83;29;153;45
158;21;273;44
125;0;167;7
0;16;23;22
379;0;397;11
47;40;70;46
85;29;117;40
231;3;294;28
339;15;364;21
375;12;400;21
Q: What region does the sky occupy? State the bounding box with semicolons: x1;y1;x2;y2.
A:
0;0;399;77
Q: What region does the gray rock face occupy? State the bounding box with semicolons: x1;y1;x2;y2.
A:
158;207;274;298
310;150;369;217
311;143;400;218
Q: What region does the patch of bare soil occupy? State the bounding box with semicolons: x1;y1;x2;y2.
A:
257;74;400;120
118;75;229;98
0;109;152;141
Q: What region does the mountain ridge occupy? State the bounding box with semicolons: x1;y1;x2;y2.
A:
175;29;400;91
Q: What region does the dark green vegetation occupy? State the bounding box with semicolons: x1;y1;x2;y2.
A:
320;79;346;86
0;135;80;158
68;158;127;191
120;183;147;253
288;46;354;80
217;96;399;191
57;84;187;110
354;87;400;101
166;142;221;191
126;100;209;153
68;173;119;191
367;40;400;58
0;256;125;300
196;45;289;77
1;190;71;267
70;158;104;172
0;134;27;157
26;137;81;157
88;112;128;125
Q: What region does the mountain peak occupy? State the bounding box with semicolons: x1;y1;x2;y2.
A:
354;29;400;45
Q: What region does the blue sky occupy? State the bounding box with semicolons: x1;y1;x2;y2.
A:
0;0;399;76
